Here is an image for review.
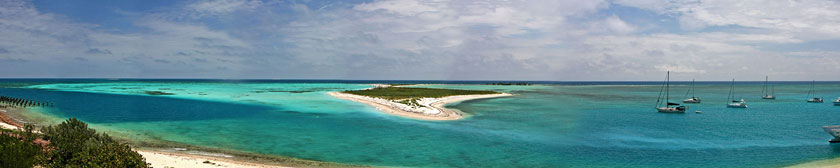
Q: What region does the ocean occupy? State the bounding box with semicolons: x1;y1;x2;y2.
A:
1;79;840;167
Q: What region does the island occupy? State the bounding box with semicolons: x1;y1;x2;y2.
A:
328;85;513;120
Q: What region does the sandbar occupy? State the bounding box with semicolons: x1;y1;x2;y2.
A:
329;90;512;121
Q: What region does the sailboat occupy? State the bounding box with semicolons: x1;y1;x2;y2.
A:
761;76;776;99
683;79;701;103
656;71;687;113
833;97;840;106
806;80;824;103
726;78;748;108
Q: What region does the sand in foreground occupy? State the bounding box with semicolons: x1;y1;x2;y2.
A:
786;157;840;168
138;150;289;168
329;91;513;120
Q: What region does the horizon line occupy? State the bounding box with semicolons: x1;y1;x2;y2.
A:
0;78;839;82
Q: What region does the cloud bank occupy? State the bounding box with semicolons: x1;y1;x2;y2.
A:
0;0;839;80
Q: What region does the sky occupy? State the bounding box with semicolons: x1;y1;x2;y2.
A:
1;0;839;81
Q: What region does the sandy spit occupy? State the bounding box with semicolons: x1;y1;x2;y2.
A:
328;91;512;121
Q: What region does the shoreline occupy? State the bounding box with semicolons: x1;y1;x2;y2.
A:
136;148;290;168
0;108;23;129
328;91;512;121
786;157;840;168
0;106;358;168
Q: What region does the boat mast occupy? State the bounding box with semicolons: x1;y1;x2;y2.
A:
727;78;735;103
691;79;696;98
807;80;815;98
655;72;667;108
762;76;768;96
665;71;670;107
685;79;695;98
733;79;737;101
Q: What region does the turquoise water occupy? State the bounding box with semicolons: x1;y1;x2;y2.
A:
2;80;840;167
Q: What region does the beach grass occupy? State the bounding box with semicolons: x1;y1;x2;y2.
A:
342;87;499;100
386;84;416;86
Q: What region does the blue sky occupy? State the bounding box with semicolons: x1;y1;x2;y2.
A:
1;0;839;81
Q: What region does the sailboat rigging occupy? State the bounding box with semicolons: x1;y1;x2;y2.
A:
807;80;824;103
761;76;776;99
683;79;701;103
726;78;748;108
656;71;687;113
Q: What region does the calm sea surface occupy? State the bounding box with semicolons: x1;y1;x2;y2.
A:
1;79;840;167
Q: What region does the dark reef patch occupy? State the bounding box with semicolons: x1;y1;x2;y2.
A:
145;91;175;95
252;90;314;93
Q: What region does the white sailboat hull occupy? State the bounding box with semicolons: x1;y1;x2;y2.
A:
657;107;686;113
682;98;701;103
833;99;840;106
727;103;748;108
808;98;824;103
761;95;775;99
725;79;746;108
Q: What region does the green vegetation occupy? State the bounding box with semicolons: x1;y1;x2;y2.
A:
343;87;499;100
0;118;149;168
485;82;531;85
386;84;416;86
0;125;44;168
397;98;423;107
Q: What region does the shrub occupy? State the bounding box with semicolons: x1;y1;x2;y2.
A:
41;118;149;168
0;126;45;168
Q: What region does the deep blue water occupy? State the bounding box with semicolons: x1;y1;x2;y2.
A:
0;88;273;123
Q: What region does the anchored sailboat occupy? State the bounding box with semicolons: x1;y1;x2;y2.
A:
726;79;748;108
806;80;824;103
655;71;687;113
761;76;776;99
683;79;701;103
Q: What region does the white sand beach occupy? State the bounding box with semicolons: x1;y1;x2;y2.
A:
0;109;21;130
328;91;512;121
137;149;289;168
0;121;16;130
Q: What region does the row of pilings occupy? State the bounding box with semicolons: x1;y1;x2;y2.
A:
0;96;53;108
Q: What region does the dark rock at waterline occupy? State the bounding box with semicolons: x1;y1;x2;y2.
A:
145;91;175;95
251;90;313;93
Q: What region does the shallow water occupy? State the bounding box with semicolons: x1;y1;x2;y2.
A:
2;80;840;167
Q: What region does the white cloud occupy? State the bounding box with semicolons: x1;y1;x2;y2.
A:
655;65;706;73
353;0;441;16
0;0;254;78
587;14;636;34
185;0;261;16
351;0;609;36
614;0;840;40
2;0;840;80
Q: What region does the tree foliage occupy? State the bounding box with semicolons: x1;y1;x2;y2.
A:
0;125;45;168
0;118;153;168
343;87;500;100
40;118;149;168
